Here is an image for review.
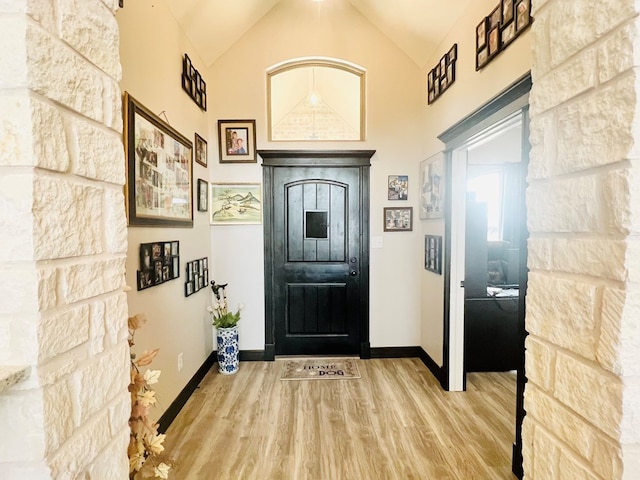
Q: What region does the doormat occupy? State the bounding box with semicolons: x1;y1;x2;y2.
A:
280;358;361;381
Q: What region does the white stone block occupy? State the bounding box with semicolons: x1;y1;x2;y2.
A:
558;448;601;480
104;292;128;348
550;237;627;282
529;48;596;116
521;415;535;479
104;188;128;254
69;117;125;184
526;273;598;359
37;266;58;311
0;174;34;261
103;76;123;132
32;175;103;260
36;348;88;387
531;423;559;480
89;300;106;355
38;304;90;362
527;110;556;180
60;258;125;304
82;427;129;480
526;237;553;270
554;352;623;439
108;391;130;437
43;379;74;454
25;23;104;122
598;287;640;376
527;175;600;233
602;169;633;235
58;0;121;80
0;388;45;462
592;434;624;480
0;16;27;88
524;335;555;391
598;22;640;84
556;76;637;175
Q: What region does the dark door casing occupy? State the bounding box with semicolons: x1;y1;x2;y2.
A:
260;150;374;359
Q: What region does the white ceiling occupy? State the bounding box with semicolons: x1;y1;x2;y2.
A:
163;0;473;68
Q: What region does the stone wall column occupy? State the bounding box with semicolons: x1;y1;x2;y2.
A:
0;0;130;478
525;0;640;478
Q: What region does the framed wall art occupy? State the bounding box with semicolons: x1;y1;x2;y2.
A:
210;183;262;225
218;119;257;163
419;152;445;219
194;133;207;167
124;92;193;227
388;175;408;200
137;240;180;291
427;44;457;104
182;54;207;111
383;207;413;232
425;235;443;275
197;179;208;212
184;257;208;297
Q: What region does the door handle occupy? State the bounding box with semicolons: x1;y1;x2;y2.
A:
350;270;358;276
460;281;465;288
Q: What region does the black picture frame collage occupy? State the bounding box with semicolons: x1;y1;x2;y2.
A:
184;257;209;297
182;54;207;111
427;44;457;104
425;235;443;275
476;0;531;70
137;241;180;291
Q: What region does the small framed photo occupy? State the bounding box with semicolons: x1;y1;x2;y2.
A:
383;207;413;232
218;119;256;163
152;243;162;259
171;241;179;256
439;55;447;74
425;235;443;275
488;26;501;57
448;44;457;62
502;0;514;24
476;47;489;70
197;179;208;212
194;133;207;167
476;17;488;51
502;21;516;46
515;0;531;32
388;175;408;200
489;5;501;28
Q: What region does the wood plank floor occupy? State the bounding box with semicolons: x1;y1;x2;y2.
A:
151;358;517;480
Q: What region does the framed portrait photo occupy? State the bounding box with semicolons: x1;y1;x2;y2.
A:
515;0;531;32
383;207;413;232
218;119;257;163
123;92;193;227
197;179;208;212
194;133;207;167
476;17;488;51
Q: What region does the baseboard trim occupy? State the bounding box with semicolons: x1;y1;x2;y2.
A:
157;351;216;434
370;346;422;358
240;350;265;361
417;347;444;385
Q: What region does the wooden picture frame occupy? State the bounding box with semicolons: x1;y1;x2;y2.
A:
476;17;488;51
515;0;531;32
502;0;514;24
210;183;262;225
388;175;408;200
383;207;413;232
124;92;193;227
194;133;207;167
197;179;208;212
218;119;257;163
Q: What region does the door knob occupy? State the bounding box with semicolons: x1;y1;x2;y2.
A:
350;270;357;276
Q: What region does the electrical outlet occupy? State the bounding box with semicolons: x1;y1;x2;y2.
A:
177;352;183;372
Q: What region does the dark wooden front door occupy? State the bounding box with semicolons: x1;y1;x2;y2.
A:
261;151;373;358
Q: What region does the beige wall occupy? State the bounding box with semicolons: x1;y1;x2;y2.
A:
418;0;532;365
117;1;212;417
207;0;425;350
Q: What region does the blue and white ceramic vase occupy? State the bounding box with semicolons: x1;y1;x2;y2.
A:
216;325;239;375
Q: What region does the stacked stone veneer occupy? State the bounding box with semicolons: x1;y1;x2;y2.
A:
0;0;129;478
525;0;640;478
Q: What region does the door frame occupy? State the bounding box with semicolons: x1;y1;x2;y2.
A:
259;150;375;361
438;73;531;479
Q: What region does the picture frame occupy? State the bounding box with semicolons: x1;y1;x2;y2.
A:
388;175;408;200
182;54;206;111
124;92;193;227
210;183;262;225
502;0;514;24
476;17;488;51
488;26;501;57
384;207;413;232
184;257;208;297
194;133;207;167
197;179;208;212
502;21;517;46
489;5;501;29
419;152;445;219
427;43;458;105
425;235;443;275
515;0;531;32
218;119;257;163
137;240;180;291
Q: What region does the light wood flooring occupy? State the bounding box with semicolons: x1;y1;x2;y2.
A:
152;358;517;480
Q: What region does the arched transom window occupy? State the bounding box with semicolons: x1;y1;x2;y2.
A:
267;58;365;141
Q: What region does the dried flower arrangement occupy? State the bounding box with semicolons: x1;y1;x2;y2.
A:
128;313;171;479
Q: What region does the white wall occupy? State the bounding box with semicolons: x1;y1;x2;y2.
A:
419;0;532;365
207;0;425;350
117;1;212;417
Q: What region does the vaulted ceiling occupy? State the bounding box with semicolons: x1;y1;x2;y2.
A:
163;0;473;68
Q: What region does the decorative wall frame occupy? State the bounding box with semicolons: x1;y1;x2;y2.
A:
124;92;193;227
182;54;207;110
137;241;180;291
419;152;445;219
476;0;531;70
383;207;413;232
388;175;408;200
184;257;208;297
194;133;207;167
218;120;257;163
425;235;443;275
197;179;208;212
428;44;457;104
210;183;262;225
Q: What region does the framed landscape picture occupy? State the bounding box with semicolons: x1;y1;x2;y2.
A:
210;183;262;225
124;92;193;227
